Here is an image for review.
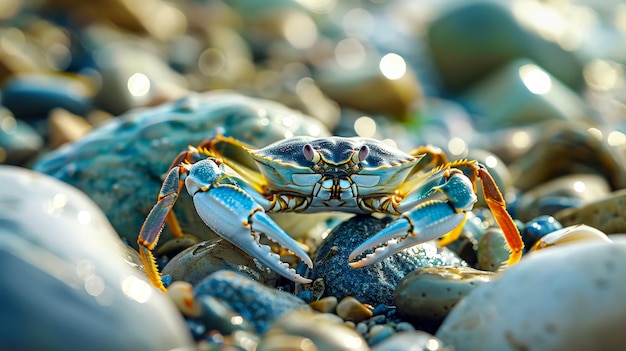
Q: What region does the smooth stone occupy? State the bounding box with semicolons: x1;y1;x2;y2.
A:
555;189;626;234
167;281;202;318
93;42;188;115
47;108;93;148
162;238;278;286
436;240;626;351
259;310;369;351
461;59;588;131
520;215;563;250
395;266;493;325
0;108;43;165
309;296;338;314
0;166;193;350
372;331;450;351
476;229;509;272
193;270;310;333
511;121;626;192
530;224;612;252
368;325;395;345
2;73;93;119
514;174;611;222
316;58;423;121
196;295;254;335
310;215;466;306
427;1;585;93
336;296;373;323
34;92;330;247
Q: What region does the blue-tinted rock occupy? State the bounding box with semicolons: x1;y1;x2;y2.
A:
521;215;563;250
310;215;465;306
1;73;93;120
193;270;310;333
0;165;193;350
0;108;43;165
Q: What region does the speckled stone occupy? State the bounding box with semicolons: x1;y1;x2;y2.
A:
555;189;626;234
476;229;509;272
310;215;466;306
193;270;310;333
395;266;493;325
436;240;626;351
162;238;278;286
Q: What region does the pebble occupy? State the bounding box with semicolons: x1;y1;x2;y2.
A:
513;174;611;222
436;240;626;351
394;266;494;325
0;107;43;165
1;73;94;120
196;294;254;335
309;296;338;314
476;229;509;271
520;215;563;250
336;296;373;323
0;165;193;350
167;281;202;318
162;238;278;287
371;331;450;351
47;108;93;148
530;224;612;252
258;310;369;351
462;59;587;131
555;189;626;234
193;270;311;333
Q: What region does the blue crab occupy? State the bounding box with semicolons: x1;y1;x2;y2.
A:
138;135;523;291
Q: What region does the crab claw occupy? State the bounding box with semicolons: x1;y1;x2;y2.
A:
191;183;312;284
348;201;467;267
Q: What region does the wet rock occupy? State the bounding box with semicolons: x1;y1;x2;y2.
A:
0;108;43;165
162;238;278;287
1;73;94;120
394;266;493;325
530;224;612;252
520;215;563;250
513;174;611;222
0;165;193;350
476;229;509;271
34;92;330;247
316;57;423;121
555;190;626;234
336;296;373;323
427;1;585;93
259;310;369;351
461;59;588;131
309;296;338;314
193;270;310;333
196;295;254;335
371;331;451;351
511;122;626;192
436;240;626;351
310;215;466;306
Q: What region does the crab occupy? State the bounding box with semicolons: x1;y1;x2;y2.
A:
138;135;523;291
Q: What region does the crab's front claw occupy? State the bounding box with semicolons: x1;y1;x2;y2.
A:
192;184;312;283
349;201;467;268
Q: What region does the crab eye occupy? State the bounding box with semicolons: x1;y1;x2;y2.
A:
352;145;369;163
303;144;320;163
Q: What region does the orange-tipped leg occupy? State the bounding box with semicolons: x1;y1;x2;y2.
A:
477;165;524;265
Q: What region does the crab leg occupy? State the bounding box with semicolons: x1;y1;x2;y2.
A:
349;172;476;267
138;165;186;292
186;160;313;284
476;165;523;265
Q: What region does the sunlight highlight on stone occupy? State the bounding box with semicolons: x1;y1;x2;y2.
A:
379;53;406;80
127;73;151;97
519;64;551;95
